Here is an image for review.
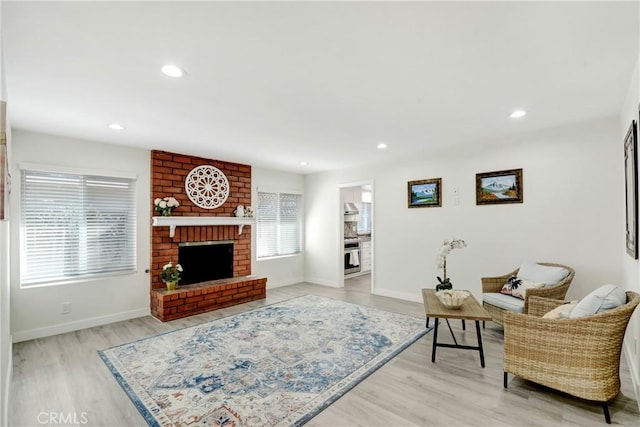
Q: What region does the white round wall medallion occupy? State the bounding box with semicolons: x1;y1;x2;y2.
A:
185;165;230;209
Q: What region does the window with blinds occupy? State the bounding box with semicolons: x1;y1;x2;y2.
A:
358;202;372;234
257;192;301;258
20;169;137;286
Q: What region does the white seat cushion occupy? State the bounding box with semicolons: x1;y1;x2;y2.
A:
482;293;524;313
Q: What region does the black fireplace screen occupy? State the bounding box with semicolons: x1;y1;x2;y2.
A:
178;240;234;285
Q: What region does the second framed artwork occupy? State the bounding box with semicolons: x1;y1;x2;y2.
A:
476;168;523;205
408;178;442;208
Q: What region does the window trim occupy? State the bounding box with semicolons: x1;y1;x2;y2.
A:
19;269;138;289
256;189;303;259
20;162;137;180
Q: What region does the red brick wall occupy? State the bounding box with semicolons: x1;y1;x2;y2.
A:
150;150;252;291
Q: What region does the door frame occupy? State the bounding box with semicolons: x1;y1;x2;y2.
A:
338;179;374;292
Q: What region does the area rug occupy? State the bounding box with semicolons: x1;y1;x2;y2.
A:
99;295;428;427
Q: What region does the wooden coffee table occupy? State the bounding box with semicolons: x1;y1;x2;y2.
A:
421;288;492;368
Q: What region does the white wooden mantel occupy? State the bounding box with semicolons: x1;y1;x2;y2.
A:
152;216;255;238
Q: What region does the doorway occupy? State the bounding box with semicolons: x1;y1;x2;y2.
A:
340;182;373;294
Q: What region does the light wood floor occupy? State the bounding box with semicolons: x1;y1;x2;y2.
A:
344;272;371;294
10;282;640;426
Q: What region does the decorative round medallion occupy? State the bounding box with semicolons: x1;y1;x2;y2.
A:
185;165;229;209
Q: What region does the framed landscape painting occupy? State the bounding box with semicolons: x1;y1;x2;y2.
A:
408;178;441;208
476;168;523;205
625;119;638;259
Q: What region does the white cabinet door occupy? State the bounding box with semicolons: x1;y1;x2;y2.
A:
361;241;372;272
342;187;355;203
342;187;363;211
352;187;362;211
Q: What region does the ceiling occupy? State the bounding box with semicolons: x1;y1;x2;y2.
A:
2;1;638;174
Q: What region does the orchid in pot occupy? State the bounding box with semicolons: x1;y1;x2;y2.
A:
160;261;183;291
436;237;467;290
154;196;180;216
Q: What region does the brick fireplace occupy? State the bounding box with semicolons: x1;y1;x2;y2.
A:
150;150;266;321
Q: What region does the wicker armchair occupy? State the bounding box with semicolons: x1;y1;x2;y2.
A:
481;262;575;325
503;292;640;424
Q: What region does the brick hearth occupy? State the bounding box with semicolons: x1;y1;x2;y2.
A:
150;150;266;321
151;276;267;322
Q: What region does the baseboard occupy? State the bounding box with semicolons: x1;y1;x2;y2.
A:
266;277;305;289
304;277;340;287
372;288;422;303
623;339;640;412
2;339;11;427
12;308;150;343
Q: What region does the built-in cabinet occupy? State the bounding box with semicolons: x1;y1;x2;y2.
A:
361;240;372;272
342;187;362;212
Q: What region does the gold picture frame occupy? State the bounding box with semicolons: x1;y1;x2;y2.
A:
476;168;523;205
408;178;442;208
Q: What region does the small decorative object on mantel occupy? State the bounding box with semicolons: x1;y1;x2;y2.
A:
234;205;245;217
154;197;179;216
435;237;467;291
160;261;183;291
435;289;470;310
244;206;253;218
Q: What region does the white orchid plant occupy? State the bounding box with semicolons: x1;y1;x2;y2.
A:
436;237;467;289
160;261;183;283
154;196;179;216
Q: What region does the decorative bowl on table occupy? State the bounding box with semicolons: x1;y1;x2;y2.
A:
435;290;470;309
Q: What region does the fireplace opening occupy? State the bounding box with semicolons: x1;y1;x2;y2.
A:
178;240;234;285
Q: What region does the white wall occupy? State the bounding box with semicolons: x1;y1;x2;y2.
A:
253;167;305;288
621;56;640;406
0;2;12;420
305;117;623;304
10;130;151;342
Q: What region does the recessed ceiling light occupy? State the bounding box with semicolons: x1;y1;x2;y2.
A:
107;123;126;131
510;110;527;119
300;161;308;166
161;64;186;78
377;143;388;150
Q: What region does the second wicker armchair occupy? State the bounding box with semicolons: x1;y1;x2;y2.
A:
481;262;575;325
503;291;640;424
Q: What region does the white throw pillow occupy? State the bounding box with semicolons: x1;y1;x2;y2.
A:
542;301;578;319
569;285;627;319
518;261;569;286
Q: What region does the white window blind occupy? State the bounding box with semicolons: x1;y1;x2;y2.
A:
257;192;301;258
20;169;137;286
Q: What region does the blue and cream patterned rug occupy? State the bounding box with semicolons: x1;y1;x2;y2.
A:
99;295;428;427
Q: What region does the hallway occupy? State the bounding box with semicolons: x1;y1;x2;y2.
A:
344;273;371;294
